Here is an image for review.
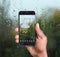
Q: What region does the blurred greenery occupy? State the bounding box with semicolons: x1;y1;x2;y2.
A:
0;0;60;57
20;22;35;40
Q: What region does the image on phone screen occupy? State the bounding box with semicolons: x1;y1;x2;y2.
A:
18;11;36;45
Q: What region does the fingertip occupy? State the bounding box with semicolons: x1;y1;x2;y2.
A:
35;23;40;35
15;28;18;32
15;39;19;43
35;23;40;30
15;35;19;43
15;34;19;39
36;23;39;27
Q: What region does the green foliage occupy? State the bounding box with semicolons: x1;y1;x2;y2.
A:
37;9;60;57
0;0;32;57
0;1;60;57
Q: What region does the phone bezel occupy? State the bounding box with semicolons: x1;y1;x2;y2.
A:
18;11;36;45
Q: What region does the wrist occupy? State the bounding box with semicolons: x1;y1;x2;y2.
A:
33;50;48;57
38;50;48;57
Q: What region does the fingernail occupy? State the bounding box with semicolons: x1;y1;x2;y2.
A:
37;23;39;28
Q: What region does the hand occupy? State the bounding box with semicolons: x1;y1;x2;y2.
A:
15;23;48;57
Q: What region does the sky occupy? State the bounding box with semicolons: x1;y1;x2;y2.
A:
7;0;60;19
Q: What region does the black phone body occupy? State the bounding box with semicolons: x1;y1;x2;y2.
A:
18;11;36;45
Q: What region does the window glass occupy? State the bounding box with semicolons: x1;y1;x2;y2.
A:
0;0;60;57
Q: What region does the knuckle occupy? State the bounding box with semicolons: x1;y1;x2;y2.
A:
44;36;47;40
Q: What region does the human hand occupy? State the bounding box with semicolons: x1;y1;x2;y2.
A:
15;23;48;57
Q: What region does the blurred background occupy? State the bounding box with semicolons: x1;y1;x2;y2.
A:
0;0;60;57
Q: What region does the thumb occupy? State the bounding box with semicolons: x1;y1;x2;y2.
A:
35;23;45;39
35;23;40;37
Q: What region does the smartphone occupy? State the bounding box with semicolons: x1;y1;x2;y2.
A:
18;11;36;45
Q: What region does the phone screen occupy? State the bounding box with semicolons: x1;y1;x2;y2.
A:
19;11;36;45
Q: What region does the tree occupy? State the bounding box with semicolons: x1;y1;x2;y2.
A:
47;9;60;57
37;9;60;57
